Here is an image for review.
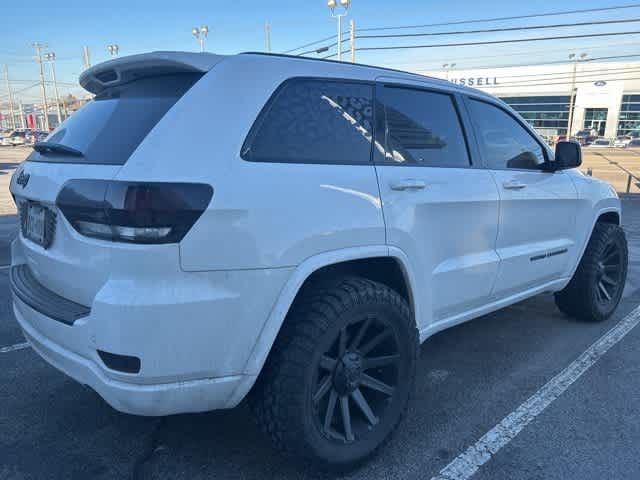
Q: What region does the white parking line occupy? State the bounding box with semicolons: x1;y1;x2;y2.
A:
0;342;30;353
431;304;640;480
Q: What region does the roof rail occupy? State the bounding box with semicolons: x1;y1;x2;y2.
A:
238;51;447;84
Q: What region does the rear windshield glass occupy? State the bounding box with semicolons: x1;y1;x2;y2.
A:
29;73;201;165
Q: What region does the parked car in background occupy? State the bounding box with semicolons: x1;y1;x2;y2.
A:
626;139;640;148
589;138;612;147
574;129;598;145
10;132;27;145
2;130;27;146
26;131;48;144
614;135;632;148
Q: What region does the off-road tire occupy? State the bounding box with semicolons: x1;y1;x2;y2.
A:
249;276;418;470
555;223;628;322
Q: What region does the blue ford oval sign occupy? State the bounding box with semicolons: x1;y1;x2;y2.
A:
594;81;607;87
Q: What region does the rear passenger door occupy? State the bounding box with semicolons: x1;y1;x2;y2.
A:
464;97;578;297
374;81;501;330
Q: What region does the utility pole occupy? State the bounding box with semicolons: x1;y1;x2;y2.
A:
82;46;91;70
337;14;343;61
349;19;355;62
265;21;272;52
567;52;587;137
3;65;16;130
32;42;50;131
45;52;63;127
18;101;26;129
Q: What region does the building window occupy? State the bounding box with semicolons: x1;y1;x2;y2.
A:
618;94;640;137
499;95;570;136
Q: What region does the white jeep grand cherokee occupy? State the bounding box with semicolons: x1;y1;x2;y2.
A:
10;51;627;468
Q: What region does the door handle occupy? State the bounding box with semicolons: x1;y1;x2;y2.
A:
502;180;527;190
389;179;427;191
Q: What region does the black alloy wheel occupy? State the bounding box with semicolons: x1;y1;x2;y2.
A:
555;222;628;322
593;238;624;306
311;314;401;444
250;276;418;469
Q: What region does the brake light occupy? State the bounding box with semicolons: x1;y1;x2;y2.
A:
56;180;213;244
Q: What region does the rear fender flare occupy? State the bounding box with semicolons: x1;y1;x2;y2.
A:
224;245;421;407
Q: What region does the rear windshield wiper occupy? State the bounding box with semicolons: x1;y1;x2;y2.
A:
33;141;84;157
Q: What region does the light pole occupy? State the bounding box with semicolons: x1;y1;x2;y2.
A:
107;44;120;57
192;26;209;52
3;65;16;130
265;21;272;53
32;42;49;131
443;63;456;81
44;52;63;127
327;0;350;61
567;52;588;137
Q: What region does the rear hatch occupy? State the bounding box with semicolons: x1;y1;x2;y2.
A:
10;52;223;307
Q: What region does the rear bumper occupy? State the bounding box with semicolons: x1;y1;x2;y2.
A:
11;239;293;416
16;303;249;416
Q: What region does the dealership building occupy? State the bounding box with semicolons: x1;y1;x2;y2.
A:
422;61;640;139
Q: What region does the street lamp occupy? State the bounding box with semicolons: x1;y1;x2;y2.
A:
567;52;588;137
328;0;350;61
107;44;120;56
192;25;209;52
44;52;63;127
442;63;456;81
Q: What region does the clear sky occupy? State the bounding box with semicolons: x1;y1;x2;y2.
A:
2;0;640;100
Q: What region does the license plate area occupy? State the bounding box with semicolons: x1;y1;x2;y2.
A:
19;201;56;249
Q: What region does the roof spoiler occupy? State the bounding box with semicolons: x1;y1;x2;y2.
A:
79;51;226;95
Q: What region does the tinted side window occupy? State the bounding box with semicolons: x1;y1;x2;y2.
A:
468;99;546;170
376;86;470;167
242;79;373;164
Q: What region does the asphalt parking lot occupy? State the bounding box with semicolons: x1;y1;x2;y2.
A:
1;146;640;479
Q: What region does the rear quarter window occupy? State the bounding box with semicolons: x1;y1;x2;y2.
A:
241;79;374;164
28;73;201;165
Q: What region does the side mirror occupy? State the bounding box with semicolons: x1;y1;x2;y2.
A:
550;140;582;171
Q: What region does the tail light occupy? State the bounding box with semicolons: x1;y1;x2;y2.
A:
56;180;213;244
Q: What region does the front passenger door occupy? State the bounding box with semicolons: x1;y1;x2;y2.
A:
465;97;578;298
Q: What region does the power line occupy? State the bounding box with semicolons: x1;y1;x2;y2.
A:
359;17;640;39
353;30;640;53
299;4;640;57
379;40;640;67
465;68;640;86
298;41;340;56
357;3;640;32
406;54;640;72
312;18;640;57
282;34;338;54
481;75;640;88
8;79;77;86
417;65;640;80
0;83;40;100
